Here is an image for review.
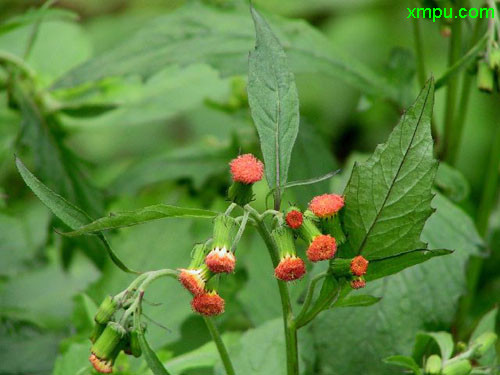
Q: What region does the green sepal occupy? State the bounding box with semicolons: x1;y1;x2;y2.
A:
442;359;472;375
425;354;442;374
94;295;119;324
228;181;254;206
129;330;142;358
188;243;209;269
329;258;352;278
271;225;296;258
321;214;346;245
477;60;494;93
298;217;321;244
212;215;238;250
90;322;106;343
91;322;126;360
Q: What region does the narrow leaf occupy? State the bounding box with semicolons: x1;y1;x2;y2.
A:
334;294;382;308
138;333;172;375
63;204;219;236
384;355;422;375
248;6;300;194
15;157;138;274
343;79;437;260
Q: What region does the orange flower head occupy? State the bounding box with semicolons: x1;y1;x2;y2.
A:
229;154;264;184
350;277;366;290
308;194;344;218
191;291;225;316
205;247;236;274
350;256;369;277
89;353;113;374
306;234;337;262
274;256;306;281
286;210;303;229
178;269;206;296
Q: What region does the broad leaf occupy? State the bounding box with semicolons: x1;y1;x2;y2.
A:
139;333;172;375
15;157;138;274
248;6;300;193
313;194;483;375
63;204;219;236
343;79;437;260
52;2;397;102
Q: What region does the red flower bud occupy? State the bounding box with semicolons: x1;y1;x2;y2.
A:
274;255;306;281
229;154;264;184
89;353;113;374
205;247;236;274
306;234;337;262
286;209;303;229
350;256;369;277
350;277;366;289
191;291;225;316
178;268;207;296
308;194;344;218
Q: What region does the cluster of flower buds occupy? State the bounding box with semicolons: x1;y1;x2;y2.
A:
89;296;143;373
228;153;264;206
282;194;368;289
179;214;239;316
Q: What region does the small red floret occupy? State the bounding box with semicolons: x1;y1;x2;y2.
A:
191;292;225;316
309;194;344;218
286;210;303;229
179;269;206;295
307;234;337;262
205;248;236;273
89;353;112;374
275;256;306;281
350;277;366;290
229;154;264;184
350;256;369;276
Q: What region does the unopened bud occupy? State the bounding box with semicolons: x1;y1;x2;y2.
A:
442;359;472;375
206;215;238;273
90;322;126;373
285;207;303;229
350;276;366;289
477;60;494;93
129;330;142;358
472;332;497;358
94;296;118;324
425;354;442;374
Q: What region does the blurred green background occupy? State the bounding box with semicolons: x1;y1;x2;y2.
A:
0;0;498;374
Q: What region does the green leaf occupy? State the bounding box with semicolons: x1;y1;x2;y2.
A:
343;79;437;260
384;355;422;375
469;308;498;367
53;2;397;102
313;194;483;375
248;6;300;193
15;157;139;274
435;162;470;202
52;342;91;375
413;332;454;361
334;294;382;308
63;204;219;237
138;333;172;375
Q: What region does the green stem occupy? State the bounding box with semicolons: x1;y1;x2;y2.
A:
295;271;327;324
248;206;298;375
413;16;426;87
442;1;463;160
203;317;236;375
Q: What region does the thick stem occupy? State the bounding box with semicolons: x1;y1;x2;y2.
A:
249;207;298;375
203;317;236;375
442;1;463;160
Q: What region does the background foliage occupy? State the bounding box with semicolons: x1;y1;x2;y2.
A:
0;0;498;374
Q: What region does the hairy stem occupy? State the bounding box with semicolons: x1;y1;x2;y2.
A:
248;206;298;375
204;317;236;375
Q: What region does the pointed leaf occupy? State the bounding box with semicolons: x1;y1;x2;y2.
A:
138;333;172;375
15;157;139;274
63;204;219;236
248;6;300;192
343;80;437;260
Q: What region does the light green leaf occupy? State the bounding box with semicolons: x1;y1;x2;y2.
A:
52;342;91;375
469;308;498;367
63;204;219;237
15;157;138;274
313;194;483;375
248;6;300;193
384;355;422;375
343;79;437;260
334;294;382;308
435;162;470;202
414;332;454;361
53;3;397;102
139;333;172;375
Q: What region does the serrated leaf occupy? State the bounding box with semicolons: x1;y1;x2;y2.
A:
384;356;422;375
248;6;299;193
63;204;219;236
138;333;172;375
343;79;437;260
334;294;382;308
15;157;138;274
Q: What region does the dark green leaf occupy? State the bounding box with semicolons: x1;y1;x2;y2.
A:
138;333;172;375
343;79;437;260
384;356;422;375
15;157;139;274
63;204;219;236
248;6;300;192
334;294;382;308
